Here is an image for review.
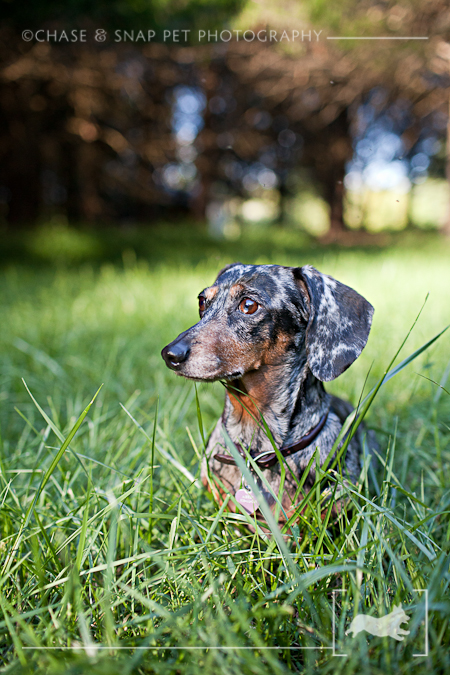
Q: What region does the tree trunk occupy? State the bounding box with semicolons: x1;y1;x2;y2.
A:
5;114;41;227
277;180;290;227
325;170;347;237
441;91;450;236
312;111;352;240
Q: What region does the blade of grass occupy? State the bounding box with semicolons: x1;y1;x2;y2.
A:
120;403;199;487
323;320;450;475
149;398;158;546
194;383;206;448
220;426;300;581
2;384;103;579
76;476;92;571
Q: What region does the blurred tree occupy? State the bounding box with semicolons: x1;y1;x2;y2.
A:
300;0;450;234
0;0;245;36
195;40;382;236
0;37;201;224
204;0;449;238
1;0;449;235
0;0;245;227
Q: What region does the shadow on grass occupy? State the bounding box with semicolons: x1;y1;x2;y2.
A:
2;220;441;270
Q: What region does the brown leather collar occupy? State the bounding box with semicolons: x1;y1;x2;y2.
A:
214;409;329;470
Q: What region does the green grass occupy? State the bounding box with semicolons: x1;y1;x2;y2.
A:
1;225;450;674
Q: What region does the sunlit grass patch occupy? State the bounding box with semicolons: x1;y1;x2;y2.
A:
0;229;449;673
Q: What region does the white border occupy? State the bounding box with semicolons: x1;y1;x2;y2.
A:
22;587;430;656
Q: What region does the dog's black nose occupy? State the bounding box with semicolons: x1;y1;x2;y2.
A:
161;339;190;369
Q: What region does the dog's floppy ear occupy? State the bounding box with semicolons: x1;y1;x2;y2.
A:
292;265;374;382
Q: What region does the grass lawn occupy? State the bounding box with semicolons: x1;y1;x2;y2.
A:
0;224;450;674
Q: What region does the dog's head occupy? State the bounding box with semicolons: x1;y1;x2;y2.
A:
161;263;374;383
391;604;410;623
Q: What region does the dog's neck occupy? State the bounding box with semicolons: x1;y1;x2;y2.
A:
223;359;329;453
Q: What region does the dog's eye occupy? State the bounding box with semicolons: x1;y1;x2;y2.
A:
239;298;258;315
198;296;206;316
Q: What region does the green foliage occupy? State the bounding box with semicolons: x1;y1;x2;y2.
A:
0;226;450;673
301;0;433;67
1;0;246;35
410;179;450;230
25;221;102;263
304;0;432;38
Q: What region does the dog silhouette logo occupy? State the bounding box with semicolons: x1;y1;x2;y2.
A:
347;603;410;641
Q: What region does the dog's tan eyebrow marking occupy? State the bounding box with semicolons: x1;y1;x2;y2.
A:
202;287;218;301
229;283;247;298
229;282;269;305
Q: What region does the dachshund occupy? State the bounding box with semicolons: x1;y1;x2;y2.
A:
162;263;374;523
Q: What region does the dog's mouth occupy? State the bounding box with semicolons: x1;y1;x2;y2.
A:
172;369;244;383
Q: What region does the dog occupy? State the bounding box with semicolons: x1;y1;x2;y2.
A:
347;604;410;641
161;263;374;522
